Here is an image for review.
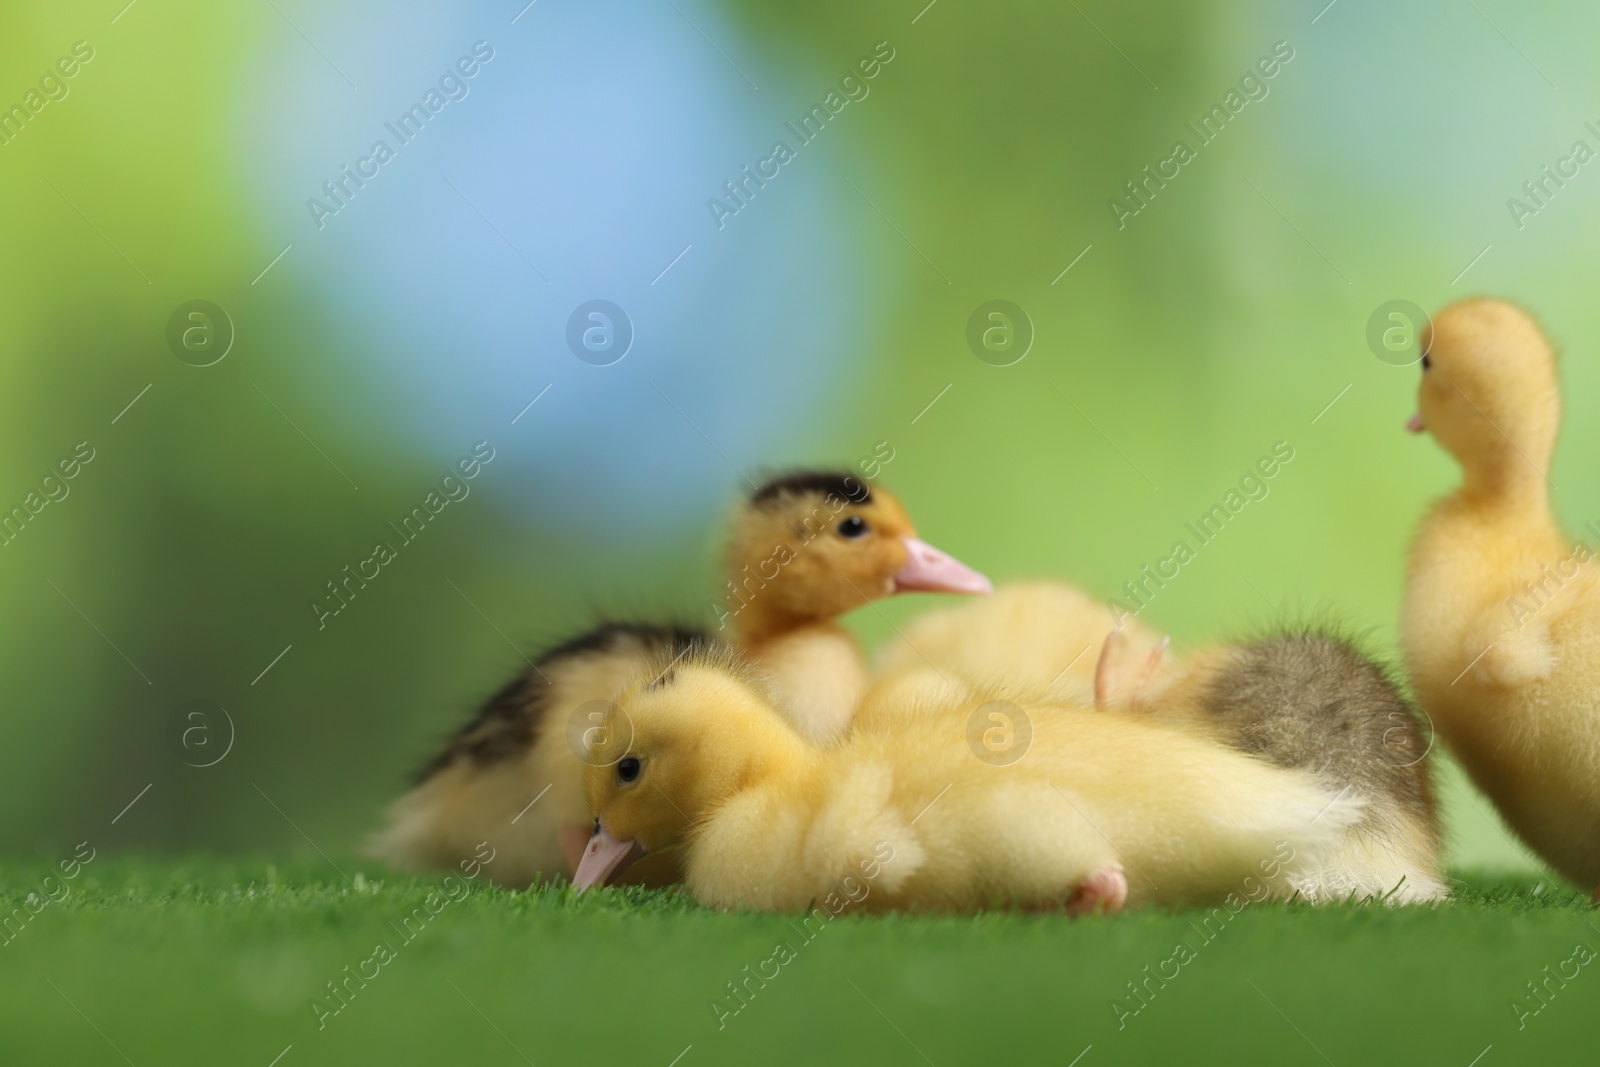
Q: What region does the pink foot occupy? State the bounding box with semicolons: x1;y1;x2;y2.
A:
1095;629;1122;707
1134;636;1170;699
1096;632;1169;709
1066;864;1128;916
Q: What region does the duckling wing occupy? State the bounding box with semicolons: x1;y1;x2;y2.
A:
1463;609;1555;689
684;765;929;912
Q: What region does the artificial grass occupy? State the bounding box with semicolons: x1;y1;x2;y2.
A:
2;859;1594;1065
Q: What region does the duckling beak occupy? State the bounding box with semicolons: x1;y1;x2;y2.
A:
1405;412;1425;434
572;824;645;892
892;536;993;595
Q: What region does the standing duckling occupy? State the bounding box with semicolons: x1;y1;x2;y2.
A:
371;471;989;887
1400;298;1600;890
574;648;1373;912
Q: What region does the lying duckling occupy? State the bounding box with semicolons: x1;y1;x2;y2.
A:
873;580;1168;704
371;471;989;887
1400;298;1600;890
871;579;1443;899
373;621;706;888
574;648;1373;912
862;580;1442;900
1110;631;1445;902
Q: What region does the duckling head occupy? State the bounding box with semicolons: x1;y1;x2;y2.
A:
726;471;990;641
573;648;804;890
1410;299;1560;489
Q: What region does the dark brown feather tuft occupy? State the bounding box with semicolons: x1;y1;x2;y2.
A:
412;621;711;782
749;470;871;508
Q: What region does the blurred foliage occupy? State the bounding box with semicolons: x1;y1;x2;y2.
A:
2;0;1596;880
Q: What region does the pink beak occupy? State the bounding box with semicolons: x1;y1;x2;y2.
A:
572;823;645;892
893;536;992;595
1406;413;1425;434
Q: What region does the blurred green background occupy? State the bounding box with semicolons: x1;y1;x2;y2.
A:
11;1;1600;1064
5;0;1596;880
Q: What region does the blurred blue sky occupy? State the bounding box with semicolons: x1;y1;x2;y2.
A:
243;0;873;541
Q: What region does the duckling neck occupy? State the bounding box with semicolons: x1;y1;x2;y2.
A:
729;597;811;647
1454;458;1552;521
1427;466;1562;574
1451;402;1557;509
743;620;867;744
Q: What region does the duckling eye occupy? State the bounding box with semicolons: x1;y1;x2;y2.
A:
1421;353;1432;371
837;516;869;539
617;756;641;784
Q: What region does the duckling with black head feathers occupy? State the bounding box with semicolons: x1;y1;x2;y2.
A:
728;471;990;741
371;471;989;887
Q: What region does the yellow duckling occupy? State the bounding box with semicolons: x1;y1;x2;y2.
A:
372;471;988;887
725;472;990;740
575;648;1373;912
873;580;1169;704
871;575;1444;900
1400;298;1600;890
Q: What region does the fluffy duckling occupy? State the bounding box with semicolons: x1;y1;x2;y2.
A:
724;471;990;741
574;648;1373;912
869;594;1444;900
373;622;706;888
872;581;1169;704
372;472;989;887
1400;298;1600;889
1111;631;1445;902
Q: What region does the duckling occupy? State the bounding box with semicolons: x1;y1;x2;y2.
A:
1109;630;1445;902
1399;298;1600;890
726;471;990;741
870;558;1442;900
574;647;1374;912
373;621;708;888
371;471;989;887
872;580;1170;705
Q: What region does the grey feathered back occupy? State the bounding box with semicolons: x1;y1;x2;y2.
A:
1197;631;1438;833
